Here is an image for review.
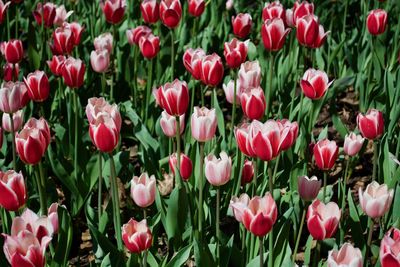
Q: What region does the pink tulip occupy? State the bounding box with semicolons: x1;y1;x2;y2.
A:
285;8;294;27
64;22;84;46
126;26;152;45
235;123;256;157
89;114;120;153
140;0;159;24
61;57;85;88
138;33;160;59
277;119;299;151
292;0;314;26
240;87;266;120
229;193;250;223
200;53;224;87
250;120;281;161
232;13;252;39
154;79;189;116
169;153;193;181
380;228;400;267
160;111;185;138
0;170;26;211
313;139;339;170
357;109;384;140
24;70;50;102
359;181;393;218
261;18;290;51
205;151;232;186
241;160;255;185
53;5;73;26
191;106;217;142
130;173;156;208
47;55;66;76
238;60;261;90
50;26;74;55
33;2;56;28
225;0;233;10
327;243;363;267
182;48;205;80
2;110;23;132
0;1;10;24
224;38;248;69
344;133;364;156
90;49;110;73
262;1;285;22
24;118;51;147
48;203;60;234
3;39;23;64
296;15;329;48
3;62;19;82
367;9;387;35
86;97;122;130
300;68;332;100
94;32;113;53
122;218;153;253
298;175;321;202
159;0;182;28
306;199;341;240
0;81;29;114
188;0;205;17
222;79;241;105
242;193;277;236
101;0;126;24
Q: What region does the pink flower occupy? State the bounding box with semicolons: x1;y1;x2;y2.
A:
232;13;252;39
160;111;185;138
238;60;261;90
89;112;120;153
138;33;160;59
240;86;266;120
126;26;152;45
222;79;241;105
130;173;156;208
261;18;291;51
343;133;364;156
140;0;159;24
61;57;85;88
313;139;339;170
3;62;19;82
47;55;66;76
249;120;281;161
94;32;113;53
262;1;285;22
169;153;193;181
380;228;400;267
0;170;26;211
296;15;329;49
292;0;314;26
47;203;60;234
229;193;250;223
86;97;122;129
224;38;248;69
367;9;387;35
205;151;232;186
200;53;224;87
122;218;152;253
306;199;341;240
54;5;73;26
182;48;205;80
188;0;205;17
154;79;189;116
298;175;321;202
159;0;182;28
101;0;126;24
357;109;384;140
50;26;74;55
241;160;255;185
2;110;23;132
0;81;29;113
32;2;56;28
0;1;10;24
359;181;394;218
24;70;50;102
234;123;256;157
300;68;332;100
277;119;299;151
3;39;24;64
90;49;110;73
327;243;363;267
191;106;217;142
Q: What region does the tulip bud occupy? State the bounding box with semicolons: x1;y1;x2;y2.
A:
24;117;51;147
234;123;256;157
159;0;182;29
205;151;232;186
50;26;74;55
0;81;29;114
344;133;364;156
357;109;384;140
224;38;248;69
238;60;262;90
262;1;285;22
54;5;73;26
296;15;329;48
183;48;205;80
141;0;159;24
0;170;26;211
229;193;250;223
89;116;120;153
261;18;290;51
126;26;152;45
191;106;217;142
300;68;332;100
86;97;122;130
232;13;252;39
2;110;23;132
200;53;224;87
130;173;156;208
313;139;338;170
3;63;19;82
94;32;113;53
327;243;363;267
61;57;86;88
48;203;60;234
222;79;241;105
160;111;185;138
47;55;66;76
298;175;321;202
3;39;23;64
277;119;299;151
24;70;50;102
292;0;314;26
0;1;10;24
188;0;205;17
241;160;254;185
306;199;341;240
240;87;266;120
169;153;193;181
65;22;84;46
250;120;281;161
380;228;400;267
122;218;153;253
101;0;126;24
154;79;189;116
33;2;56;28
285;8;294;27
90;49;110;73
367;9;387;35
359;181;393;218
138;33;160;59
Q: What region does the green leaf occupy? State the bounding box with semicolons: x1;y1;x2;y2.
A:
165;187;188;245
51;206;73;267
165;244;192;267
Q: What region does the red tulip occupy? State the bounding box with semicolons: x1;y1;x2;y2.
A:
130;173;156;208
0;1;10;24
24;117;51;147
238;60;261;90
298;175;321;202
86;97;122;130
24;70;50;102
3;39;23;64
240;87;266;120
61;57;85;88
0;170;26;211
300;68;332;100
234;123;256;157
122;218;153;253
357;109;384;140
3;63;19;82
261;18;290;51
33;2;56;28
367;9;387;35
64;22;84;46
241;159;255;185
126;26;152;45
224;38;248;69
188;0;205;17
313;139;339;170
380;228;400;267
200;53;224;87
2;110;23;133
159;0;182;28
140;0;159;24
90;49;110;73
292;0;314;26
296;15;329;48
191;106;217;142
232;13;252;39
250;120;281;161
0;81;29;114
54;5;73;26
183;48;205;80
50;26;74;55
307;199;341;240
139;33;160;59
343;132;364;156
47;55;66;76
262;1;285;22
277;119;299;151
169;153;193;181
160;111;185;137
154;79;189;116
101;0;126;24
94;32;113;53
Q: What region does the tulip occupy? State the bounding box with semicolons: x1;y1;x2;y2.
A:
140;0;159;24
54;5;73;26
262;1;285;22
2;110;23;132
11;208;55;241
130;173;156;208
94;32;113;53
90;49;110;73
327;243;363;267
61;57;85;88
292;0;314;26
285;8;294;27
154;79;189;116
0;128;2;149
296;15;329;48
24;70;50;102
169;153;193;181
47;55;66;76
126;26;152;45
313;139;339;170
182;48;205;80
222;79;241;105
200;53;224;87
234;123;256;157
238;60;261;90
277;119;299;151
50;27;74;55
48;203;60;234
138;33;160;59
229;193;250;223
298;175;321;202
204;151;232;186
122;218;153;253
225;0;233;10
0;170;26;211
242;193;277;236
3;39;23;64
86;97;122;130
357;109;384;140
159;0;182;28
188;0;205;17
89;115;120;153
261;18;291;51
367;9;387;35
3;63;19;82
191;106;217;142
33;2;56;28
0;1;10;24
306;199;341;240
232;13;252;39
101;0;126;24
241;160;255;185
24;118;51;147
160;111;185;137
0;81;29;113
359;181;393;218
300;68;332;100
240;87;266;120
224;38;248;69
250;120;281;161
380;228;400;267
344;133;364;156
64;22;84;46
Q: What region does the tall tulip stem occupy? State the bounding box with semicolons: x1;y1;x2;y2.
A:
109;153;123;250
229;69;238;151
171;30;175;80
9;113;17;171
216;187;221;267
323;172;328;203
144;59;153;123
98;152;103;223
372;141;378;181
297;92;304;134
15;6;19;38
175;115;182;188
73;90;79;180
36;162;47;215
268;229;273;267
198;142;205;240
340;158;351;244
259;236;264;267
101;73;106;97
265;53;275;117
292;203;307;264
366;217;374;265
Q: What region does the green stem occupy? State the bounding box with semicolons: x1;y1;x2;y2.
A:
133;45;138;106
297;92;304;131
260;236;264;267
101;73;106;97
73;90;79;180
313;241;320;267
111;25;117;102
6;8;10;40
145;59;153;122
175;115;182;188
308;101;315;134
216;187;221;267
272;155;280;185
323;172;328;203
109;153;123;250
268;228;273;267
98;152;103;223
292;205;306;264
340;158;350;244
143;209;148;267
365;217;374;265
265;53;275;117
36;162;47;215
252;160;258;196
15;6;19;38
372;141;378;181
171;30;175;80
229;69;238;150
9;113;17;171
0;208;7;234
198;142;205;241
268;163;273;193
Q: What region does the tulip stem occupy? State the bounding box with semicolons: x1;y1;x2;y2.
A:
109;153;123;250
229;69;238;151
144;59;153;124
73;90;79;181
292;204;306;264
372;141;378;181
198;142;205;241
323;172;328;203
98;152;103;223
265;52;275;117
142;209;148;267
36;162;47;215
101;73;106;97
175;115;182;188
6;8;10;40
171;30;175;80
15;6;19;38
365;217;374;265
297;92;304;134
313;241;321;267
340;158;351;244
9;113;17;171
268;229;273;267
216;187;221;267
132;45;138;106
259;236;264;267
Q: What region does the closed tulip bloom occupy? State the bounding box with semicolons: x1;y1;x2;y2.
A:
47;55;66;76
160;111;185;137
182;48;205;80
0;170;26;211
24;117;51;147
292;0;314;26
188;0;205;17
90;49;110;73
380;228;400;267
0;1;10;24
122;218;153;253
225;0;233;10
65;22;84;46
200;53;224;87
94;32;113;53
89;116;120;153
230;193;250;223
262;1;285;22
86;97;122;130
285;8;294;27
242;193;277;236
33;2;56;28
359;181;393;218
169;153;193;181
2;110;23;132
3;39;23;64
0;81;29;113
222;79;241;105
277;119;299;151
250;120;282;161
50;27;74;55
234;123;256;157
344;133;364;156
241;160;255;185
357;109;384;140
130;173;156;208
47;203;60;234
224;38;248;69
139;33;160;59
261;18;291;51
101;0;126;24
313;139;339;170
205;151;232;186
327;243;363;267
300;68;332;100
141;0;159;24
154;79;189;116
296;15;329;48
191;106;217;142
126;26;152;45
307;199;341;240
24;70;50;102
61;57;85;88
159;0;182;28
238;60;261;90
232;13;252;39
3;62;19;82
54;5;73;26
367;9;387;35
240;87;266;120
298;175;321;202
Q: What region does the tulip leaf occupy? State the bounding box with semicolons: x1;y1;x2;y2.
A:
51;206;73;267
165;244;192;267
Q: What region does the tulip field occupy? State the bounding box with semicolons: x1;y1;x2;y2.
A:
0;0;400;266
